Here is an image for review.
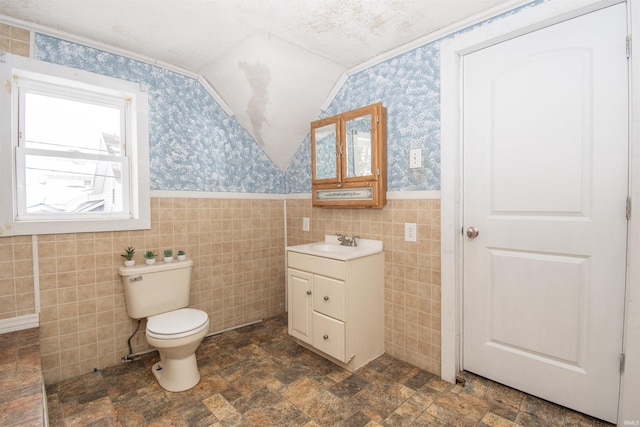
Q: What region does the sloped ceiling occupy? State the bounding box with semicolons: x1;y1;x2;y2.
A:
0;0;517;170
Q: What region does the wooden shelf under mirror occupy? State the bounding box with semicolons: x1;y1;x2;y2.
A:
311;102;387;208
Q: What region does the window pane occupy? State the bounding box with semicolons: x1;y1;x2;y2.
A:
25;154;123;214
24;92;122;155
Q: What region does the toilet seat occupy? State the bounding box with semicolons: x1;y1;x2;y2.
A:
146;308;209;339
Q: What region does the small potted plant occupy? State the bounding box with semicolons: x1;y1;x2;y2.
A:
163;249;173;263
177;250;186;261
144;250;157;265
121;246;136;267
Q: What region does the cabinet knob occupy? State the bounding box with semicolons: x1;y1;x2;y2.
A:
323;334;329;340
324;296;329;301
306;290;312;295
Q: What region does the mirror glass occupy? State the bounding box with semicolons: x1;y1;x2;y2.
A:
345;114;373;177
314;123;337;180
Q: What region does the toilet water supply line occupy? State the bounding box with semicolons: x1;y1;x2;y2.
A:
122;319;142;363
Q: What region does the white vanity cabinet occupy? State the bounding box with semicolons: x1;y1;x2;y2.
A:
287;249;384;372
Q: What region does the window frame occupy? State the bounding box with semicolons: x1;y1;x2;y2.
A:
0;53;150;236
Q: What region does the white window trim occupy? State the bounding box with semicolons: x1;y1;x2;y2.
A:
0;53;150;236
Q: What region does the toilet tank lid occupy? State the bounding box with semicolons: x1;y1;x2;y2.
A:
118;259;193;276
147;308;208;335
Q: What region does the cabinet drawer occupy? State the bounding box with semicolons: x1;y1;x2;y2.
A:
288;252;345;280
313;275;345;321
312;312;345;362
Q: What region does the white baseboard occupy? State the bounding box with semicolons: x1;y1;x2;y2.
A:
0;314;39;333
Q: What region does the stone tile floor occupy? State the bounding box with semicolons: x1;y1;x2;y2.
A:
0;327;44;427
46;315;612;426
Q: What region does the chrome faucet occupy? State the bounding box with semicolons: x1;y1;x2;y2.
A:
336;233;359;247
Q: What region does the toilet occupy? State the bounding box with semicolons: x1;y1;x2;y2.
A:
118;259;209;392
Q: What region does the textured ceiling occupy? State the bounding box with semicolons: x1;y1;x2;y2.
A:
0;0;519;170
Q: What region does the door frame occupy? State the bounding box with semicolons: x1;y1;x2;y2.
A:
440;0;640;421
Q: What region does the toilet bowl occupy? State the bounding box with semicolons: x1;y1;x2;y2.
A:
145;307;210;392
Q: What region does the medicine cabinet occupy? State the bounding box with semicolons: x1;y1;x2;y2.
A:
311;102;387;208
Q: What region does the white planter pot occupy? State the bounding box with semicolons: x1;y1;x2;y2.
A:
177;255;186;261
145;258;156;265
164;257;173;263
124;260;135;267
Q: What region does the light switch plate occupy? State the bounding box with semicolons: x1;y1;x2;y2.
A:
405;223;417;242
302;217;310;232
410;148;422;168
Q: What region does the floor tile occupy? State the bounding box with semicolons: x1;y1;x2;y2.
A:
45;315;615;426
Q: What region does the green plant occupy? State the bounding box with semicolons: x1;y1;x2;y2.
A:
121;246;135;261
144;250;156;259
177;250;185;256
163;249;173;257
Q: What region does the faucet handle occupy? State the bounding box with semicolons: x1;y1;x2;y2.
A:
352;235;360;246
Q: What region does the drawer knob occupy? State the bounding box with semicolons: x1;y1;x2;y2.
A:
324;296;329;301
306;290;312;295
323;334;329;340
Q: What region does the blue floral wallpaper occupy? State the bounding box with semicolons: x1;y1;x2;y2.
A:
35;34;285;193
285;0;544;194
34;0;542;196
284;40;443;194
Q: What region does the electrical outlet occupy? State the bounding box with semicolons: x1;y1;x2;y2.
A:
302;217;310;232
410;148;422;168
405;223;417;242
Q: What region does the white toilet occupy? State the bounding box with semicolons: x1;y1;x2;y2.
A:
118;259;209;392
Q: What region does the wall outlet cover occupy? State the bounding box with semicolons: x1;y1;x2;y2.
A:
405;223;417;242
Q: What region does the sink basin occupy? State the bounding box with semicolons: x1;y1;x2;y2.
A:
286;235;383;260
309;243;349;252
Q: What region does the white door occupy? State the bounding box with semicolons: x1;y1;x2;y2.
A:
462;4;628;423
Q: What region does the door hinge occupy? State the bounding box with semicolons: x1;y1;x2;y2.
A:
620;353;626;374
627;35;632;58
627;197;632;220
376;168;380;176
376;114;380;123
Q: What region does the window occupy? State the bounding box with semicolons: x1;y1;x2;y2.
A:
0;53;150;236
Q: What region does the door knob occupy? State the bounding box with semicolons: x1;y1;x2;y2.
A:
466;227;479;238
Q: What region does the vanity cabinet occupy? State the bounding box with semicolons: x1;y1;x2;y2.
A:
311;102;387;208
287;250;384;371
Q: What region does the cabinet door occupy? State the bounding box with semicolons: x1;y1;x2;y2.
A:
342;107;376;181
288;269;313;344
311;117;340;184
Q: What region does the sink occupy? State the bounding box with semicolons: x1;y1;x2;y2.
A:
286;235;383;260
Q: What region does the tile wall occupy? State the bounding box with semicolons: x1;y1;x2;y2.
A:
3;196;442;385
0;236;36;320
0;22;30;57
34;197;285;384
285;198;442;375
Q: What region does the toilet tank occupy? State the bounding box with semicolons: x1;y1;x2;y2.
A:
118;260;193;319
